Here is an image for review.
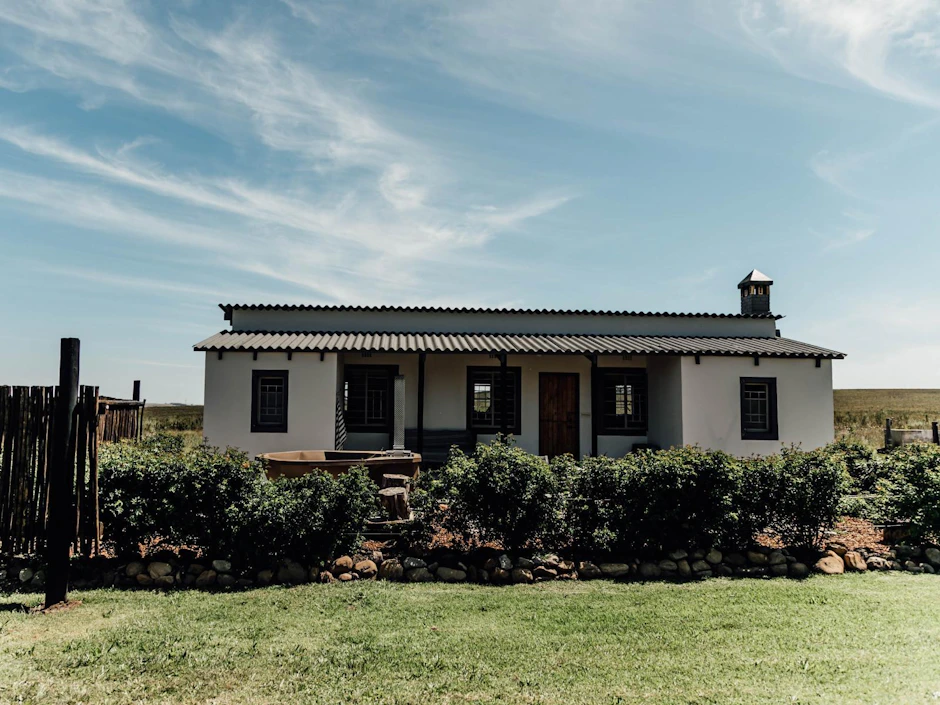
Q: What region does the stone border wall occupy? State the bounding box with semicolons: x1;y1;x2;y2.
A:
4;542;939;592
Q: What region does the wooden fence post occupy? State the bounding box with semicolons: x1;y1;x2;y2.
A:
933;421;939;446
884;418;892;450
45;338;79;608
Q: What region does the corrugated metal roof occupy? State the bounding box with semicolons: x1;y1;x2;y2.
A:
219;303;782;320
194;330;845;359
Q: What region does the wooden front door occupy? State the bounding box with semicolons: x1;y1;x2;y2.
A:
539;373;580;457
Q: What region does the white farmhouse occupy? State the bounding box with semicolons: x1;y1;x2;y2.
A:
195;271;844;460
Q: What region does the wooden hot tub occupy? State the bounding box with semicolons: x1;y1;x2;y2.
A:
259;450;421;485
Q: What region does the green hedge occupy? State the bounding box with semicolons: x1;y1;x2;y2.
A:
99;435;376;567
413;440;564;552
877;444;940;540
417;440;848;553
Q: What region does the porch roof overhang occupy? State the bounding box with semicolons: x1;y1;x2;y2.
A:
194;330;845;359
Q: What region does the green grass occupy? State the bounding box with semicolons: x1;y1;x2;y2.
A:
834;389;940;448
2;575;940;704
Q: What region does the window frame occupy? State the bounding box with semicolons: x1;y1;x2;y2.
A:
593;367;649;436
740;377;779;441
343;364;398;434
251;369;289;433
466;366;522;435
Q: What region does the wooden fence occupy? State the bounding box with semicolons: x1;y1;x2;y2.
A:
0;385;103;556
98;397;145;443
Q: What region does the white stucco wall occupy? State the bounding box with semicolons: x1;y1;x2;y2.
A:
679;356;834;455
203;351;338;457
230;308;778;338
647;355;684;450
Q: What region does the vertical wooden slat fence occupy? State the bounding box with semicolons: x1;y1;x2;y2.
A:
0;385;105;557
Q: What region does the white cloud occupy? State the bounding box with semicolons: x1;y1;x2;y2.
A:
820;228;875;252
0;2;573;304
740;0;940;110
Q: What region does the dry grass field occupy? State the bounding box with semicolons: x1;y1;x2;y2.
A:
834;389;940;447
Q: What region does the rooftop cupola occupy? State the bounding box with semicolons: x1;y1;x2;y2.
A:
738;269;773;315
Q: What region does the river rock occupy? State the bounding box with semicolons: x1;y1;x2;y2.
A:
278;560;307;584
658;559;678;572
195;569;217;587
576;562;602;580
516;557;536;570
533;565;558;580
638;563;661;579
406;567;434;583
18;567;34;583
136;573;153;586
600;563;630;578
379;559;404;581
747;550;768;566
676;560;692;578
217;573;236;587
691;560;711;573
770;563;789;577
257;569;274;586
714;563;734;577
667;549;688;561
402;556;426;571
557;560;576;573
814;555;844;575
436;567;467;583
511;568;533;584
924;547;940;566
905;561;924;573
498;554;513;571
490;567;510;584
125;562;145;578
332;556;355;575
211;559;232;574
354;560;378;579
789;562;809;578
187;563;206;576
319;570;337;584
338;572;355;582
725;553;746;567
154;575;174;588
843;551;867;572
147;562;172;579
923;563;936;574
705;549;723;565
767;551;786;566
866;556;889;571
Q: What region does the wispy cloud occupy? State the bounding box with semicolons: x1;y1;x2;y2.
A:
0;1;571;304
739;0;940;110
817;227;876;252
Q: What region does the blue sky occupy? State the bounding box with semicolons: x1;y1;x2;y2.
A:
1;0;939;402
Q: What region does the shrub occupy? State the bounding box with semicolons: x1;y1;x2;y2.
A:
233;467;377;570
99;435;264;557
749;448;848;549
878;444;940;540
565;448;743;555
414;437;564;552
99;434;377;564
822;439;882;493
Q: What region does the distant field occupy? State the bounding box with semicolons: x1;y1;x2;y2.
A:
138;392;940;450
834;389;940;448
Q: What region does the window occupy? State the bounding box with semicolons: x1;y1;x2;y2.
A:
251;370;288;433
344;365;396;432
467;366;521;433
740;377;778;440
594;368;648;435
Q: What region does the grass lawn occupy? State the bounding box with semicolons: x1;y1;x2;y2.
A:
2;575;939;704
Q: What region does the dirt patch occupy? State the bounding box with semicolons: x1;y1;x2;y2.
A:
827;517;888;552
31;600;83;615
